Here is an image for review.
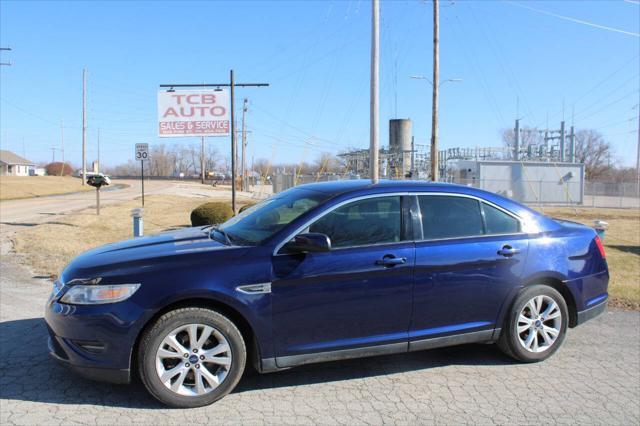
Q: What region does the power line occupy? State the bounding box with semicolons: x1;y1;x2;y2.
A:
0;47;11;66
571;76;639;118
504;0;640;38
468;2;537;124
592;115;638;131
446;11;507;126
571;55;639;105
574;89;639;122
250;102;338;147
543;54;639;126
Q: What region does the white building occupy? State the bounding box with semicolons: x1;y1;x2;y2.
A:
0;150;35;176
448;160;584;205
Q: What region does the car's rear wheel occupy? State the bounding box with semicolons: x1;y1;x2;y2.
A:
138;307;246;408
498;285;568;362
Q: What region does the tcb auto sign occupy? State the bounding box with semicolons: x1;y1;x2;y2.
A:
157;90;230;137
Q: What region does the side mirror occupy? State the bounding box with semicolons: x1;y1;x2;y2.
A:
282;233;331;254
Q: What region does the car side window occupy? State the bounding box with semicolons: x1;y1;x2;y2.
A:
482;202;520;234
418;195;484;239
309;196;402;248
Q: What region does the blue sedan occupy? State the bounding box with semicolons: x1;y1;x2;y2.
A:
45;180;609;407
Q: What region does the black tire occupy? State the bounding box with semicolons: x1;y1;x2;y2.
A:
498;284;569;363
138;307;246;408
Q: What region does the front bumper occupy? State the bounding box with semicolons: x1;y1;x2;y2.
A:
47;335;130;384
44;297;149;384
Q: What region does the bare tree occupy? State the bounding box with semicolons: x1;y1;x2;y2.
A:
574;129;613;181
110;160;138;176
204;145;218;175
253;158;271;179
218;155;231;176
501;126;544;152
314;152;344;174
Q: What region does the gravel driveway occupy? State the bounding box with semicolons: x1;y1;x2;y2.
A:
1;252;639;425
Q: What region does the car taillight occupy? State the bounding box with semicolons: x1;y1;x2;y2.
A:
594;236;606;259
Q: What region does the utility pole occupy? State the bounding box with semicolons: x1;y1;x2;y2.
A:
230;70;237;211
50;147;56;163
430;0;440;181
201;136;205;184
82;69;87;185
60;120;65;176
241;98;248;192
514;119;520;161
97;128;100;172
559;120;566;162
636;103;640;199
370;0;380;183
159;72;268;213
411;136;415;177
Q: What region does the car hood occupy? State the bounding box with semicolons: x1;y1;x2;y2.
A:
60;226;245;281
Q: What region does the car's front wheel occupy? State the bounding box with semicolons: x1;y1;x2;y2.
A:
138;307;246;408
498;284;568;362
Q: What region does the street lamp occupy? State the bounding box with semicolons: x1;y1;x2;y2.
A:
410;75;461;181
410;75;462;86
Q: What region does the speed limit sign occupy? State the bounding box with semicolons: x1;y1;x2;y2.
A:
135;143;149;161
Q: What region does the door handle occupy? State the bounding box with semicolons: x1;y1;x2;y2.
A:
375;256;407;267
497;245;521;257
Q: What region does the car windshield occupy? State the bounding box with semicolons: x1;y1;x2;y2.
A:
218;188;331;245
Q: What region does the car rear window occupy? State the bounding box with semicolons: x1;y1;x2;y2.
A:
418;195;484;239
418;195;521;240
482;202;520;235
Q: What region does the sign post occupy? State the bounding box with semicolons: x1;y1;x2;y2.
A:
86;174;111;215
135;143;149;206
158;75;269;214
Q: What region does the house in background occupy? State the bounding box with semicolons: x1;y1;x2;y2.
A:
30;167;46;176
0;150;36;176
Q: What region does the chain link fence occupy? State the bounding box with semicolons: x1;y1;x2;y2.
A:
583;181;640;209
447;178;639;209
269;173;639;209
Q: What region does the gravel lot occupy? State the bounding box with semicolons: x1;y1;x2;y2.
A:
1;251;638;426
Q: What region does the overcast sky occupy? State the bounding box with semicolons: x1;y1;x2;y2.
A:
1;0;638;168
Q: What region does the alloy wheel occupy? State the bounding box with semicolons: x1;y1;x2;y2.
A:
155;323;232;396
516;295;562;353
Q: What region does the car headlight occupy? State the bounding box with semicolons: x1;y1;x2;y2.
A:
59;283;141;305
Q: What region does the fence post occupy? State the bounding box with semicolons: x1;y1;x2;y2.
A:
539;180;543;207
592;182;596;208
620;183;624;208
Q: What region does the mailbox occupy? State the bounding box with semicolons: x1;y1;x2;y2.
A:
86;173;111;216
86;173;111;188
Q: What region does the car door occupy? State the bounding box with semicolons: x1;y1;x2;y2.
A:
410;194;529;342
271;195;414;366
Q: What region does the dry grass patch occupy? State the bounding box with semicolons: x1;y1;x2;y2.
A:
12;194;253;278
0;176;93;200
535;206;640;309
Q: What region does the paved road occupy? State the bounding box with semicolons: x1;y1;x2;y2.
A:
0;180;221;232
0;180;254;242
0;251;638;425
